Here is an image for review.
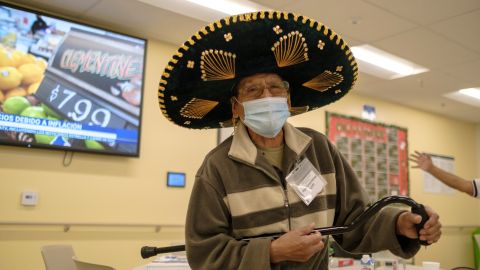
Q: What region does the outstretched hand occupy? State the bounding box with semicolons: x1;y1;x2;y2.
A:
396;205;441;244
409;151;434;172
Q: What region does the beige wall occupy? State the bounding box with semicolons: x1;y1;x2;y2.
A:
1;7;479;270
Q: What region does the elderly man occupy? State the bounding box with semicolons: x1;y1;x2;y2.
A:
158;11;441;270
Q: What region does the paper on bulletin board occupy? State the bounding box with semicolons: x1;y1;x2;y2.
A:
423;154;455;194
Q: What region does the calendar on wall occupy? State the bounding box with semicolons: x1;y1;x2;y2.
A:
326;112;409;202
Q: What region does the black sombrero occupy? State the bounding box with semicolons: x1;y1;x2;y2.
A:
158;11;358;129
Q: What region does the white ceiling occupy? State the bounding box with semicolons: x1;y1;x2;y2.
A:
8;0;480;123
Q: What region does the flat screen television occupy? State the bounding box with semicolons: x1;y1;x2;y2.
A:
0;2;146;157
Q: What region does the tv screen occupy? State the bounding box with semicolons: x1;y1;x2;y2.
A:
0;2;146;157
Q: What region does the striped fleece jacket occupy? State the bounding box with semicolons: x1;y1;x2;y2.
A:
185;121;420;270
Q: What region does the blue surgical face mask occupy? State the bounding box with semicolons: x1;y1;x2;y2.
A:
240;97;291;138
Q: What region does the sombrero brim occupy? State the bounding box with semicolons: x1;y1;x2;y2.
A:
158;11;358;129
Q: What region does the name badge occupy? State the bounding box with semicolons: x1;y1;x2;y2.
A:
285;158;327;205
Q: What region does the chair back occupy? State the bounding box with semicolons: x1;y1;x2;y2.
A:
41;245;76;270
73;256;115;270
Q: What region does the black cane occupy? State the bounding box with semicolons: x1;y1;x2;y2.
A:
141;195;430;259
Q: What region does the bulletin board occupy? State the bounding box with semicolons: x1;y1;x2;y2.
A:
326;112;409;201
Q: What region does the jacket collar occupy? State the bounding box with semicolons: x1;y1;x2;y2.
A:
228;121;312;165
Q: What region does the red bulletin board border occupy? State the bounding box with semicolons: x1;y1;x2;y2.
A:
326;112;409;201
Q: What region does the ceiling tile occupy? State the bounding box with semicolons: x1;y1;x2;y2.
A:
373;28;480;69
365;0;480;25
440;59;480;85
252;0;296;9
400;95;480;123
357;76;480;123
429;9;480;54
353;72;383;90
368;71;470;95
340;34;363;47
272;0;417;43
82;0;206;44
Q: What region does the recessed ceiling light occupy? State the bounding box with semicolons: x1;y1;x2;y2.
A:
186;0;260;15
351;44;429;80
137;0;268;22
444;87;480;108
459;88;480;100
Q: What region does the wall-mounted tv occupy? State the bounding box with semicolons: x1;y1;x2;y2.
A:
0;2;146;157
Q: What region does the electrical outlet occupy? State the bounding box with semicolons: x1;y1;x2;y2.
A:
21;191;38;206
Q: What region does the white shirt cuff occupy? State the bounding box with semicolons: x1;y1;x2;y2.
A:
473;179;480;198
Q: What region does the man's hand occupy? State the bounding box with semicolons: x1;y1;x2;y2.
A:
270;223;324;263
410;151;434;172
396;206;441;244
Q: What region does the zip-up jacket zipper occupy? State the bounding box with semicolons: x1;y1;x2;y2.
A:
229;156;293;231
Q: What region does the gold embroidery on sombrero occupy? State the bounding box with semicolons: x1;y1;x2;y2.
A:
345;49;355;62
353;64;358;71
317;40;325;50
208;23;215;32
186;38;195;46
271;31;309;68
200;50;236;81
170;96;178;101
329;31;337;41
180;98;219;119
352;61;358;74
273;25;283;34
224;33;232;42
187;61;195;68
159;73;171;121
335;89;342;94
180;44;189;52
239;13;253;22
336;66;343;72
162;71;170;79
302;71;344;92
